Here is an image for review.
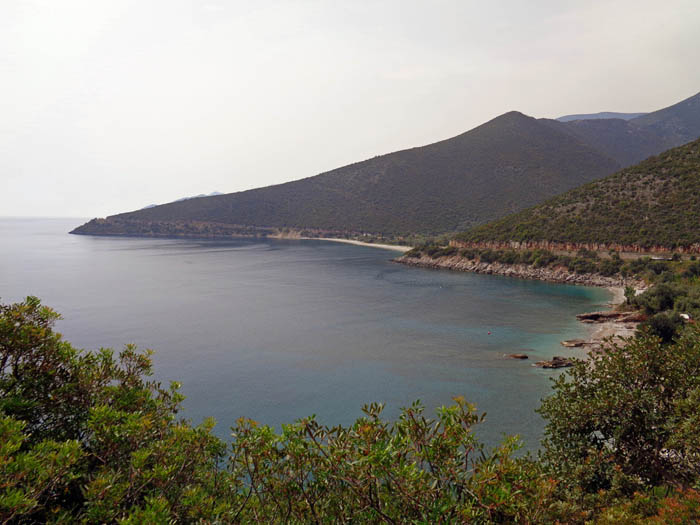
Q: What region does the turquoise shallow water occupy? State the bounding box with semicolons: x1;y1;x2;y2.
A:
0;218;610;450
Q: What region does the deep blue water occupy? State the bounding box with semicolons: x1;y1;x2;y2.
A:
0;218;610;450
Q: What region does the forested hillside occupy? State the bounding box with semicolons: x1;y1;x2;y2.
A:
456;138;700;251
73;111;621;237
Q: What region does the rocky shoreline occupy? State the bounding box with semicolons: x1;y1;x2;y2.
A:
577;309;643;356
395;254;642;288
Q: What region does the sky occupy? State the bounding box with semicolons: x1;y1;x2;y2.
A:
2;0;699;218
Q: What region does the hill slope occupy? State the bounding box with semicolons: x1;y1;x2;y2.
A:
456;138;700;251
72;92;700;239
631;91;700;148
72;111;622;237
550;92;700;167
551;117;672;166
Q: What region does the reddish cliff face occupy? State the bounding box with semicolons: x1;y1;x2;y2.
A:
450;240;700;255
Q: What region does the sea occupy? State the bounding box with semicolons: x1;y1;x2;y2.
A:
0;218;610;450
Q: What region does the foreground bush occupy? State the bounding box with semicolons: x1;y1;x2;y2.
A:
539;324;700;521
1;297;232;523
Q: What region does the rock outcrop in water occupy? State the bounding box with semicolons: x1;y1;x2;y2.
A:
535;356;574;369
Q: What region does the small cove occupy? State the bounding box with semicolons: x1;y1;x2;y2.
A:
0;218;611;450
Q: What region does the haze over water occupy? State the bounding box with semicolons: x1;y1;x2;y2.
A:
1;218;610;449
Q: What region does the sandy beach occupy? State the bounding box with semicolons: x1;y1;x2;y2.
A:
583;286;640;354
307;237;412;252
554;285;643;365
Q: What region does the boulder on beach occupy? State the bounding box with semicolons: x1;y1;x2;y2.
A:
617;311;646;323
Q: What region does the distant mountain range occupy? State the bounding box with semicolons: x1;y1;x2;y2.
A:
72;91;700;240
556;111;647;122
456;138;700;251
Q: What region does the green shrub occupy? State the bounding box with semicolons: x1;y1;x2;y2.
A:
599;257;623;276
539;325;700;499
648;260;670;275
577;248;599;260
499;250;520;264
639;312;685;343
532;250;557;268
568;257;598;274
683;262;700;278
459;248;477;259
479;249;497;263
633;283;682;314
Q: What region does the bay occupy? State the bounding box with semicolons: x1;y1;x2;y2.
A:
0;218;610;449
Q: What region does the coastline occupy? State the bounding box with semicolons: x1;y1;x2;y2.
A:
394;254;644;362
303;237;411;252
69;227;411;252
583;286;638;354
395;254;640;288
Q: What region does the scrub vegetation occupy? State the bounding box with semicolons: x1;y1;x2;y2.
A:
457;138;700;250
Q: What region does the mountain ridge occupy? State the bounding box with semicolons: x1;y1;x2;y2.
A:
73;110;621;238
72;91;700;240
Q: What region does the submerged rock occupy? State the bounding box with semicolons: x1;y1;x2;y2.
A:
506;353;529;359
576;311;623;322
561;339;587;347
535;356;574;369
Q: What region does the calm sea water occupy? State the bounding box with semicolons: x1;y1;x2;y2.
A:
0;218;610;450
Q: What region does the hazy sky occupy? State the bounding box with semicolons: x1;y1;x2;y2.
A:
2;0;699;218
